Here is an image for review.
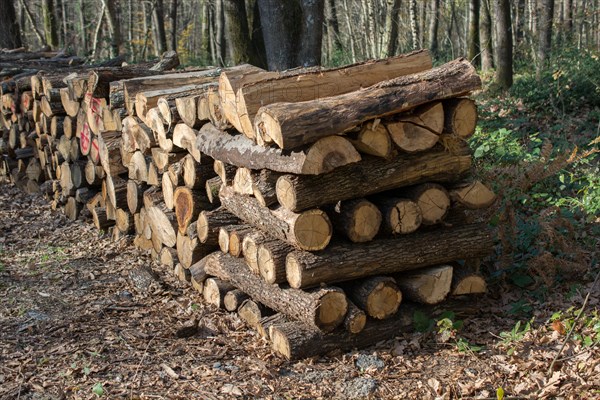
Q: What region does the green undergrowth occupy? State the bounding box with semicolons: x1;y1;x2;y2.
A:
472;49;600;295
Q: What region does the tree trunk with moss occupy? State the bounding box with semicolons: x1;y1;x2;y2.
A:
0;0;22;49
42;0;59;49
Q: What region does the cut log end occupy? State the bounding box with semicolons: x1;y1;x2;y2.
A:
301;136;361;175
387;121;440;153
316;291;348;330
451;180;496;209
412;184;451;225
293;210;333;251
364;280;402;319
387;199;422;234
396;265;453;304
444;98;478;138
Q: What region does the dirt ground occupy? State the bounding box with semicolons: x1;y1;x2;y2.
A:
1;183;599;400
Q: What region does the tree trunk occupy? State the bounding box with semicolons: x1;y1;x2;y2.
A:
536;0;554;78
494;0;513;89
42;0;59;49
326;0;342;52
409;0;419;49
214;0;226;65
102;0;123;57
428;0;440;56
480;0;494;70
468;0;481;66
224;0;255;65
257;0;300;70
297;0;325;67
0;0;22;49
169;0;178;51
153;0;168;56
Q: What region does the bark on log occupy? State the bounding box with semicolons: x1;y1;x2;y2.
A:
255;59;480;149
276;143;471;212
326;198;382;243
395;265;453;305
258;239;296;284
270;308;413;360
203;277;236;309
286;222;493;288
213;160;237;186
238;299;275;330
219;186;332;251
204;252;348;332
196;207;241;247
443;98;477;138
343;276;402;319
344;300;367;334
189;258;208;293
234;50;432;140
224;289;250;312
196;123;361;175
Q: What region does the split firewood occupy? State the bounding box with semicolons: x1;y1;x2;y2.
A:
159;247;179;269
173;186;212;234
205;176;222;205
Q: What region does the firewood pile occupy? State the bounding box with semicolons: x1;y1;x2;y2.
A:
1;49;496;359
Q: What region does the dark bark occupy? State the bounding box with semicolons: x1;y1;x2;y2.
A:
224;0;255;64
427;0;440;56
42;0;59;49
536;0;554;78
480;0;494;70
79;0;87;54
152;0;168;56
494;0;513;89
468;0;481;67
409;0;419;50
169;0;178;51
257;0;300;70
387;0;402;56
326;0;342;50
104;0;123;57
297;0;325;67
0;0;23;49
214;0;226;65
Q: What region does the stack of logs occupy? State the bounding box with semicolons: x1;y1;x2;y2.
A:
1;49;495;359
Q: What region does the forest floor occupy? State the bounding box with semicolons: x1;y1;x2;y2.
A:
0;183;599;399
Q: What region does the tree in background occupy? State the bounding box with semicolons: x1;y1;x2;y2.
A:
536;0;554;78
494;0;513;89
42;0;59;49
0;0;22;49
468;0;480;67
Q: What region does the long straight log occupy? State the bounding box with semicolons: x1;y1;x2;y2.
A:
195;123;360;175
285;222;493;289
204;252;348;333
255;58;481;149
219;186;332;251
276;143;472;212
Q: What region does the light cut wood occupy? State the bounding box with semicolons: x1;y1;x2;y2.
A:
450;180;497;209
395;265;453;305
327;198;382;243
344;276;402;319
348;120;393;158
258;239;295;284
405;183;451;225
443;98;478;138
203;278;236;309
196;208;241;247
373;197;422;235
224;289;250;312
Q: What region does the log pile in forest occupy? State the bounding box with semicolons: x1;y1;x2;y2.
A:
0;49;496;360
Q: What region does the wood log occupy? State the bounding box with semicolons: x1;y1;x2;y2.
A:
276;143;471;212
404;183;450;225
343;300;367;334
175;95;201;128
270;308;413;360
147;203;178;247
343;276;402;319
182;154;215;189
219;186;332;251
258;239;296;284
127;180;146;213
228;225;254;258
395;265;453;305
177;232;214;268
105;175;128;209
157;97;180;127
174;263;191;283
451;265;487;296
151;148;186;172
285;222;493;289
254;59;480;150
204;252;348;332
172;123;201;161
161;173;175;210
242;230;270;274
257;314;289;339
147;162;161;186
115;208;134;233
386;102;443;153
196;208;240;247
135;83;216;123
64;196;81;220
92;207;115;230
238;299;275;330
196;123;361;175
213;160;236;186
189;259;208;293
128;151;149;182
218;64;271;135
98;131;127;177
159;247;178;268
205;176;222;205
326;198;382;243
347;120;393;158
203;277;236;309
173;186;212;234
75;187;96;204
372;197;422;235
223;289;250;312
218;224;246;254
450;180;496;209
443;98;478;138
234;50;432;140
